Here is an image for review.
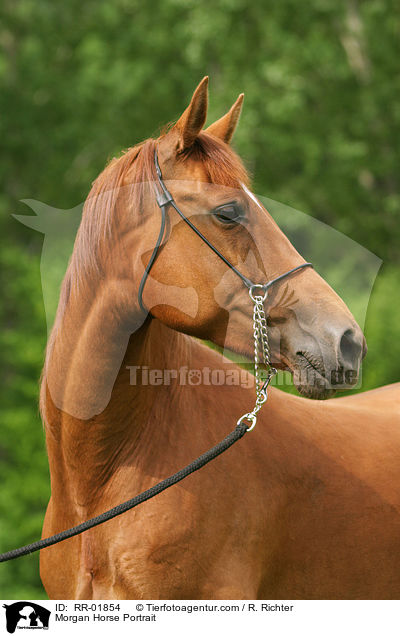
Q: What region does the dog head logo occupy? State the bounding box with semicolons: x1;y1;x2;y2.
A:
2;602;50;633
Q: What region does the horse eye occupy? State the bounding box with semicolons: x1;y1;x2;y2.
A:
213;203;242;225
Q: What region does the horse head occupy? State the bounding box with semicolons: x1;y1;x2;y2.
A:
80;77;366;400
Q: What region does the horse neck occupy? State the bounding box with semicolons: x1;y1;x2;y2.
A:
41;261;194;503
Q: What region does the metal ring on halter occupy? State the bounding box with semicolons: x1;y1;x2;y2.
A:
256;390;268;406
249;284;268;302
236;412;258;432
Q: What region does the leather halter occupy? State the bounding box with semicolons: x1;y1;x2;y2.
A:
138;149;313;312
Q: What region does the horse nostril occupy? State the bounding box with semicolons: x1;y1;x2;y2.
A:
340;329;362;366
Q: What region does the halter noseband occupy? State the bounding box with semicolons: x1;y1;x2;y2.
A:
138;149;312;312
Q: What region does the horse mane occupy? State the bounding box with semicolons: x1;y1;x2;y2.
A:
71;138;157;286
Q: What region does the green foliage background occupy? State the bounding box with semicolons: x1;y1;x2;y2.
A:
0;0;399;598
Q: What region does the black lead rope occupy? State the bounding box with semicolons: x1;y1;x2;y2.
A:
0;422;248;562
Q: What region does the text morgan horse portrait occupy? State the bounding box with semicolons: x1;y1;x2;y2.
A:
32;78;400;599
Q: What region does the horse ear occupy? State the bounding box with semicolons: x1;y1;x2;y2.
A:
205;93;244;144
174;76;209;152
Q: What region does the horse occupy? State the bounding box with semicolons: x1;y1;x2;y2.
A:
39;77;400;599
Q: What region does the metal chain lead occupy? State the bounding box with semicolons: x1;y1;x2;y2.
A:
237;285;277;432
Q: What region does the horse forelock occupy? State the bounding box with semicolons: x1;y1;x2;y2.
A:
177;131;250;189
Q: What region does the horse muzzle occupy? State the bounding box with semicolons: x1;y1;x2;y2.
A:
275;320;367;399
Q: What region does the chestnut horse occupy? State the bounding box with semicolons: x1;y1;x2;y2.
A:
40;78;400;599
